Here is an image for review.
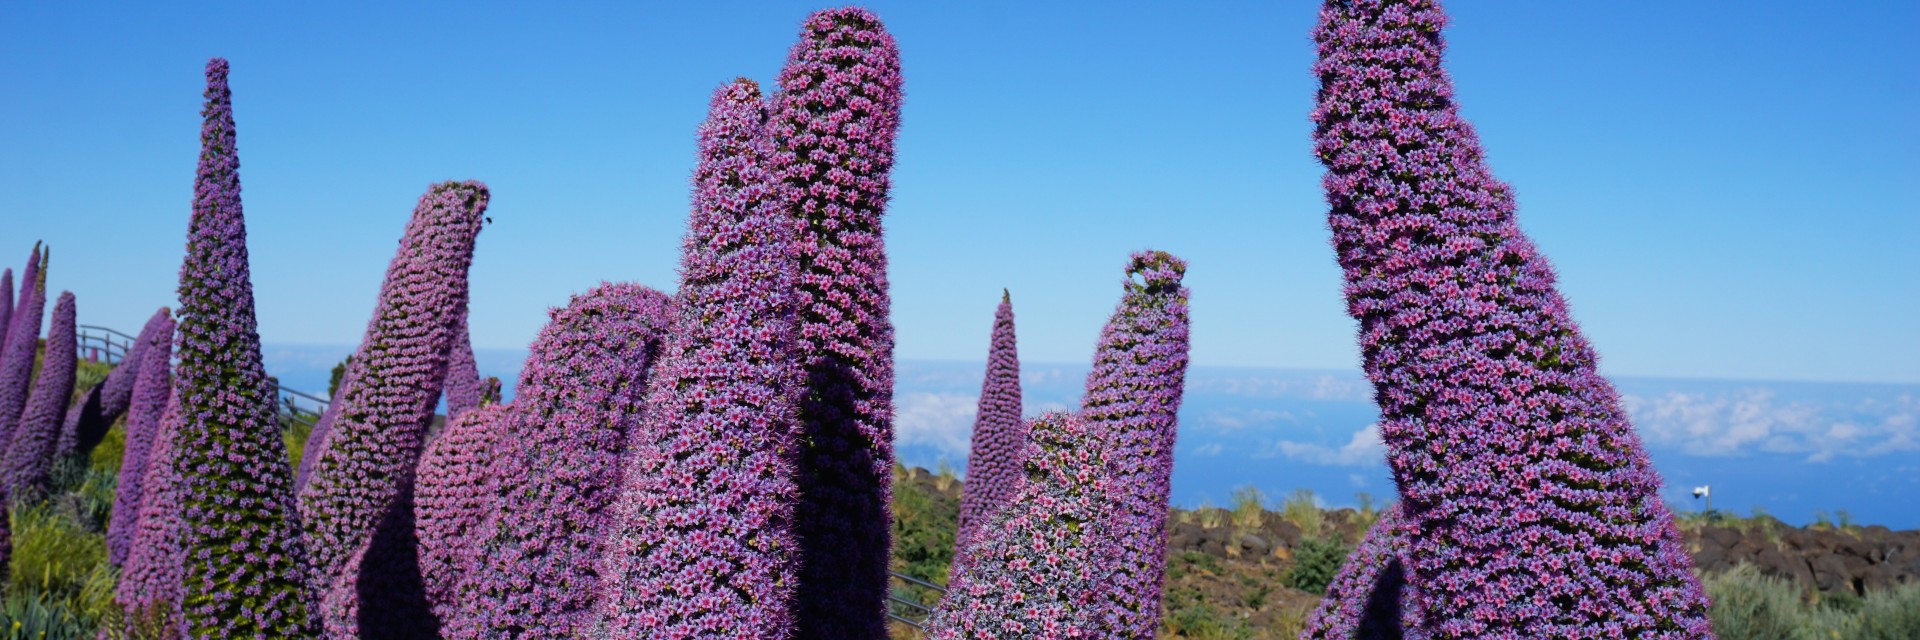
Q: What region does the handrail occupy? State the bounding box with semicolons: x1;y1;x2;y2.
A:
77;324;136;364
886;570;946;633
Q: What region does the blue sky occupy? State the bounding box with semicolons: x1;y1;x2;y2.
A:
3;4;1916;522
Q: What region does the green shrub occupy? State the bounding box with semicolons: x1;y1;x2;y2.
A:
1283;536;1350;596
1702;563;1920;639
0;592;93;640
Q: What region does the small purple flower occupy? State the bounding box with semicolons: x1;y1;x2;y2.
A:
115;390;188;635
444;307;484;420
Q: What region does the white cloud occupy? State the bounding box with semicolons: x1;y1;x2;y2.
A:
1192;443;1225;457
1201;408;1295;431
1624;389;1920;462
1261;423;1385;467
894;392;978;459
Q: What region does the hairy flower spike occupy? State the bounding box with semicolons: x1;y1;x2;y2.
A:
0;245;45;454
299;179;489;636
1083;250;1192;638
448;283;673;640
414;403;512;623
769;8;905;636
115;391;188;635
108;310;175;567
1;291;77;502
925;412;1111;639
1311;2;1714;636
591;79;805;638
170;57;314;636
953;290;1024;574
1302;504;1420;640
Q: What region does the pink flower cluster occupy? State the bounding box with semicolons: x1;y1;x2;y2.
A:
767;9;906;636
1082;250;1192;637
590;78;805;639
1;290;78;501
954;290;1025;574
1311;1;1713;636
170;57;315;636
447;283;673;640
298;179;489;633
925;412;1111;640
107;309;175;568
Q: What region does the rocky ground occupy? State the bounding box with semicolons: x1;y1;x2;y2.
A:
888;465;1920;639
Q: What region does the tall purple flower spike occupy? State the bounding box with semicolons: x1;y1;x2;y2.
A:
447;283;673;640
0;245;45;454
1;291;77;501
108;311;175;568
925;412;1112;639
1301;504;1420;640
768;8;905;637
1312;2;1713;636
590;79;804;638
100;307;173;421
953;289;1024;575
1082;250;1191;638
170;57;314;636
414;403;512;623
299;179;489;636
444;307;483;420
116;391;188;636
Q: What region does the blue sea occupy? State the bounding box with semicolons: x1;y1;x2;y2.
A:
257;344;1920;530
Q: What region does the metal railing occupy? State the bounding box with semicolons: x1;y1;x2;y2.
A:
277;386;331;430
887;571;947;633
77;324;136;364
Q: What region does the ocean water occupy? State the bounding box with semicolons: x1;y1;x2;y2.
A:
256;344;1920;529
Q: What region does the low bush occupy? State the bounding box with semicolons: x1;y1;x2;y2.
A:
1283;536;1350;596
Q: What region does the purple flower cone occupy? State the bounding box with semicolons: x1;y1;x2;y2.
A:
590;79;805;639
1;290;78;502
768;8;906;637
446;283;673;640
298;179;489;638
1083;250;1192;638
170;57;314;636
1311;1;1713;636
0;245;46;454
953;290;1024;576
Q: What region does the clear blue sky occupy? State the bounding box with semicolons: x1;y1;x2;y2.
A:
3;1;1915;384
